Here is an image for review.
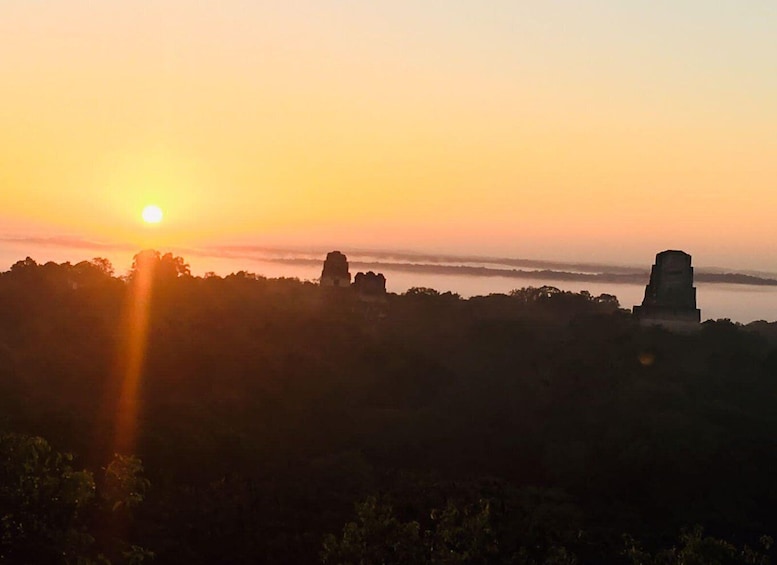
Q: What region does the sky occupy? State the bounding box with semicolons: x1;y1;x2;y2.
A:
1;1;776;271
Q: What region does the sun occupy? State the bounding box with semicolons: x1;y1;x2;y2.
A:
141;205;163;224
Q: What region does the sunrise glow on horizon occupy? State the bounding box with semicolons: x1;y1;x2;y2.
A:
1;2;776;270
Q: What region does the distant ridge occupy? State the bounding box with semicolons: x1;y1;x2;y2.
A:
254;258;777;287
209;245;777;283
3;235;777;287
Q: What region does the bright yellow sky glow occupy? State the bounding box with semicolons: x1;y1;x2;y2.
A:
142;205;163;224
1;2;776;270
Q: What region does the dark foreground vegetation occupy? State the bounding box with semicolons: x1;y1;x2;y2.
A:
2;251;777;563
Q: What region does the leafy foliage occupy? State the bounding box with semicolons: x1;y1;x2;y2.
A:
322;497;499;565
624;526;772;565
102;454;150;512
0;432;97;563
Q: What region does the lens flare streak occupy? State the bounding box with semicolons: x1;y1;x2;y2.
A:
112;257;155;455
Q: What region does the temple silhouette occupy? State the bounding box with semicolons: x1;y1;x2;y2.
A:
633;250;701;326
319;252;388;301
319;249;707;328
320;251;351;287
353;271;387;302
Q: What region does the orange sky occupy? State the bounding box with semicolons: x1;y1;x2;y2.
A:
1;2;776;270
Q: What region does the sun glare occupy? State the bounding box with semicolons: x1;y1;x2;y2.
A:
142;205;163;224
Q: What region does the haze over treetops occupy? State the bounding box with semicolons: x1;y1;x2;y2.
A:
1;2;776;270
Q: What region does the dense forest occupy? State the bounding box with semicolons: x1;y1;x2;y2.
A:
1;251;777;564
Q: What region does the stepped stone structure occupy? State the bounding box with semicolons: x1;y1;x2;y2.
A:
353;271;387;301
633;250;701;325
320;251;351;287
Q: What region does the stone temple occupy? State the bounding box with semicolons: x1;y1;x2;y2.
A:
633;250;701;325
353;271;387;301
320;251;351;287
